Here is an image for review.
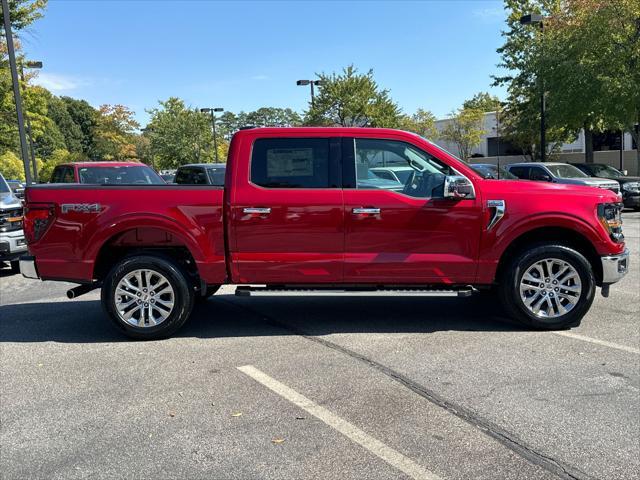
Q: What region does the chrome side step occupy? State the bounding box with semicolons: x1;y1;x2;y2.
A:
235;286;475;298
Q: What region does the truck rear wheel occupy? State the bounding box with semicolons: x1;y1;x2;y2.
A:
101;255;195;340
498;244;595;330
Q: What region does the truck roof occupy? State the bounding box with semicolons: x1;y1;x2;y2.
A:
233;126;426;138
60;162;145;168
179;163;226;168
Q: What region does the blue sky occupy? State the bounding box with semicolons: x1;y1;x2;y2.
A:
22;0;508;125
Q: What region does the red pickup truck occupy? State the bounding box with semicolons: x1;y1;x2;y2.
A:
20;128;629;339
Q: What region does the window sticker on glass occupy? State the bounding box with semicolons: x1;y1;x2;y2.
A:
267;148;314;177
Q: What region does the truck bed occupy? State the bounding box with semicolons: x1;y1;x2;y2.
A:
25;185;227;284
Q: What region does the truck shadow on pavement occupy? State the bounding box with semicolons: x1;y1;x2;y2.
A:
0;294;524;343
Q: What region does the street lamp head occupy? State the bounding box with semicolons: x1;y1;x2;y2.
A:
312;80;324;86
520;13;544;25
200;108;211;113
296;80;311;86
24;61;43;69
213;107;224;112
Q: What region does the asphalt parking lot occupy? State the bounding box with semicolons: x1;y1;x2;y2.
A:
1;212;638;480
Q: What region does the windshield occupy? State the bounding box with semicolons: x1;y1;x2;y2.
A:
78;165;164;185
584;164;622;178
0;174;10;193
206;168;226;186
394;170;413;184
545;164;589;179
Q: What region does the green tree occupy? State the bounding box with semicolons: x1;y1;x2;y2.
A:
145;97;214;169
439;107;486;161
0;150;25;180
493;0;575;160
47;95;83;154
94;104;139;160
0;0;47;32
463;92;502;112
60;97;99;158
305;66;401;127
539;0;640;163
398;109;438;139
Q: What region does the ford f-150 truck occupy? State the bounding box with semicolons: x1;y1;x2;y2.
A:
20;128;629;339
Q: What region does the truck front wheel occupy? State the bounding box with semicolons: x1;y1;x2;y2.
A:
499;244;595;330
101;255;195;340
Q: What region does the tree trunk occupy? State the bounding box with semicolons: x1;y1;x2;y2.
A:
584;125;594;163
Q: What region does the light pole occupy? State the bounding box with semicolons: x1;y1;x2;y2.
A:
200;107;223;163
296;79;323;108
520;13;546;162
20;61;43;182
2;0;32;184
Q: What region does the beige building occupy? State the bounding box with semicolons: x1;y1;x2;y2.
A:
433;112;639;175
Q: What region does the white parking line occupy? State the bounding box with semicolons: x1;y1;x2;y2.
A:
237;365;442;480
553;331;640;354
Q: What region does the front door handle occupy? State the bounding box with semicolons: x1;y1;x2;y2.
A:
352;207;381;215
243;207;271;214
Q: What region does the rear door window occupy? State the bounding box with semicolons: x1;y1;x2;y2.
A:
251;138;331;188
508;166;531;180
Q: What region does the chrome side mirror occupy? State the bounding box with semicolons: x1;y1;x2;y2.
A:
444;175;475;199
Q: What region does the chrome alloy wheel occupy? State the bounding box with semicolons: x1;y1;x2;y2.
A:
114;269;175;327
519;258;582;319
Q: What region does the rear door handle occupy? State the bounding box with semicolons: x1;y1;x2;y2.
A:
243;207;271;214
352;208;381;215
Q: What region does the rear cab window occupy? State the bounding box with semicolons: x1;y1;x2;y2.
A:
51;166;76;183
78;166;164;184
251;138;334;188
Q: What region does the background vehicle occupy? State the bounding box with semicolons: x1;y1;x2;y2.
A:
5;179;25;201
0;173;26;272
570;163;640;210
20;128;628;340
505;162;621;196
370;166;415;184
160;173;175;183
50;162;165;185
174;163;226;186
470;163;518;180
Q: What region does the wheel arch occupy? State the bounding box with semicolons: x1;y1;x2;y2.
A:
495;226;603;286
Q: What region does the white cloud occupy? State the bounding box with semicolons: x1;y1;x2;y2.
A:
251;74;269;81
32;73;90;92
472;7;504;20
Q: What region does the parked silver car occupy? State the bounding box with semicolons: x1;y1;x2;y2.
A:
0;173;27;272
505;162;621;196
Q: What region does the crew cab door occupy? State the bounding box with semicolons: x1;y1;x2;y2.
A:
342;137;483;284
229;135;344;284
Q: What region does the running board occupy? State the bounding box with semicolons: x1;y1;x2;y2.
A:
235;286;475;298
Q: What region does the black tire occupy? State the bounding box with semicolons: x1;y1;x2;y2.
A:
498;244;595;330
101;255;195;340
10;260;20;274
196;285;220;302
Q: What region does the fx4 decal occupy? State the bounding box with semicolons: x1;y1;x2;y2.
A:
61;203;101;214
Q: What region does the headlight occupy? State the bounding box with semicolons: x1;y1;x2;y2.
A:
622;182;640;193
597;203;624;243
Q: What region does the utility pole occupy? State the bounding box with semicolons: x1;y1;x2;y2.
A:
296;80;323;109
520;14;546;162
2;0;32;183
20;61;43;182
200;107;223;163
